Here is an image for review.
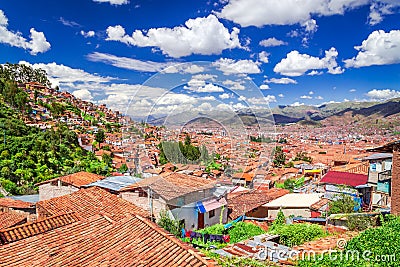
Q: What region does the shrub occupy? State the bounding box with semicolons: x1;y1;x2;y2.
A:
228;221;266;243
269;223;328;247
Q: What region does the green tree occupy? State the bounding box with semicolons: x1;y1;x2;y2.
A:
273;146;286;167
95;129;105;144
328;193;357;215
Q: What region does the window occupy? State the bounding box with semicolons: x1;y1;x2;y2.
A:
208;209;215;218
138;190;148;197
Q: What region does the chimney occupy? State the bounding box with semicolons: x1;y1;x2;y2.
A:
392;144;400;215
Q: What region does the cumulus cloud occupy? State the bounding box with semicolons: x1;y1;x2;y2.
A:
265;77;297;84
290;101;305;107
213;58;261;74
106;14;242;57
349;89;356;92
259;84;270;90
72;89;93;101
219;93;232;99
247;95;276;105
278;93;284;98
222;79;245;90
368;1;399;25
186;83;225;93
300;95;312;99
366;89;400;101
217;0;368;27
344;30;400;68
274;47;344;76
80;30;95;38
259;37;287;47
0;10;50;55
93;0;129;5
258;51;269;63
19;61;113;87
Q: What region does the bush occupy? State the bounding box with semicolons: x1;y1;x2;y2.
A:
269;223;328;247
157;210;181;237
346;215;376;231
228;221;266;243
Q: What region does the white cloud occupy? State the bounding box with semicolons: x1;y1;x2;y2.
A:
274;47;344;76
366;89;400;101
259;37;287;47
301;19;318;33
307;70;323;76
258;51;269;63
309;91;314;95
278;93;284;98
349;89;356;92
247;95;276;105
217;0;368;27
344;30;400;68
19;61;113;87
238;95;247;101
93;0;129;5
80;30;95;38
265;77;297;84
73;89;93;101
87;52;205;73
368;1;399;26
315;96;324;100
0;10;50;55
186;83;225;93
300;95;312;99
106;14;242;58
219;93;231;99
259;84;270;90
59;17;80;27
213;58;261;74
290;101;305;107
222;79;245;90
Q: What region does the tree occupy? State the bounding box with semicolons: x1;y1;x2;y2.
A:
328;193;357;215
273;146;286;167
95;129;105;144
118;163;128;173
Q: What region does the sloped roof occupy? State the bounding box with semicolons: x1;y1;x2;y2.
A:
35;171;104;188
0;198;34;209
228;188;289;220
37;186;149;220
264;193;324;208
320;171;368;187
84;175;141;192
121;172;216;201
0;212;27;230
0;213;216;267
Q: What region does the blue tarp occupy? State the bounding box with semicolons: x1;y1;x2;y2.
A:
196;201;206;213
224;215;243;229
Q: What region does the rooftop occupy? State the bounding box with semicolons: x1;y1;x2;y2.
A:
0;212;216;267
37;186;149;220
35;171;105;188
0;198;34;209
0;212;27;230
263;193;323;208
320;171;368;187
84;175;141;192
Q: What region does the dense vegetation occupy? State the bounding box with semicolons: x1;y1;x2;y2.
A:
158;134;210;165
298;215;400;267
0;64;112;195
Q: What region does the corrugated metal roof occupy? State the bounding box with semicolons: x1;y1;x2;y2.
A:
84;175;141;191
363;153;392;160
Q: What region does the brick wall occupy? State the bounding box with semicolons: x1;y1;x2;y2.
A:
392;145;400;215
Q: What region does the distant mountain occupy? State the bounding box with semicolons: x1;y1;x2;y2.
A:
270;98;400;125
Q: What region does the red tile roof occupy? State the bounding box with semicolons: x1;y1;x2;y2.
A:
320;171;368;187
37;186;149;220
0;212;79;245
35;171;104;188
0;212;27;230
0;198;34;209
121;173;216;201
0;213;216;266
227;188;289;220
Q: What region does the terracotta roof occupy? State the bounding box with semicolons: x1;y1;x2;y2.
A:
310;198;330;211
227;188;289;220
0;214;216;267
35;171;104;188
121;173;216;201
37;186;149;220
0;212;78;244
320;171;368;187
0;198;34;209
0;212;27;230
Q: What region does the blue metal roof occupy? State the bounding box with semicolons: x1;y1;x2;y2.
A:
84;175;141;192
9;194;39;203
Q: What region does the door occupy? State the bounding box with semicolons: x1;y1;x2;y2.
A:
197;212;204;229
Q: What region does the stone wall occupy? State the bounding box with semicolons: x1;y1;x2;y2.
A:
38;183;79;201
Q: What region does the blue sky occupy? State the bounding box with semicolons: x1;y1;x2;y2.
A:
1;0;400;118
